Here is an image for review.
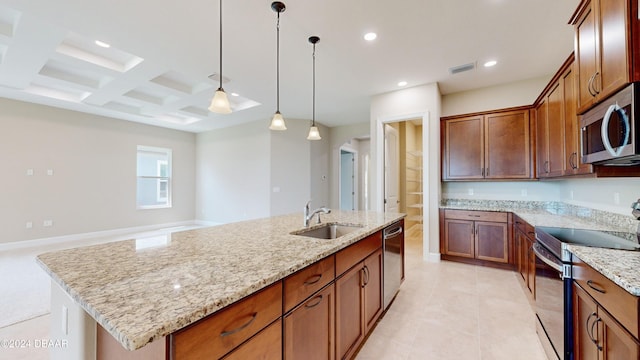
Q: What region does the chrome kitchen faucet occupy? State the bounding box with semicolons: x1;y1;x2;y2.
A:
304;200;331;227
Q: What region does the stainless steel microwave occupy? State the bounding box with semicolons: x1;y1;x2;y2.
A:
581;83;640;166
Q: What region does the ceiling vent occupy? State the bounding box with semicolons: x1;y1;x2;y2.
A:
449;62;476;75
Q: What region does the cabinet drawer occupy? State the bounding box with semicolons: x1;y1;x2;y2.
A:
573;257;639;339
284;255;335;312
445;209;507;223
222;319;282;360
336;232;382;276
171;282;283;360
513;215;534;236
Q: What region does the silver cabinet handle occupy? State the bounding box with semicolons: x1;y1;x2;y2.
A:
588;73;596;97
304;274;323;285
220;312;257;337
305;295;324;309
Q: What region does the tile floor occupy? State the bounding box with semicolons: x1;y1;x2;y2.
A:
0;227;548;360
356;228;548;360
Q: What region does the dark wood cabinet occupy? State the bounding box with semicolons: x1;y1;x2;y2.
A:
536;82;566;178
562;63;594;176
284;283;335;360
336;248;383;360
441;210;511;267
442;108;532;181
572;0;634;114
535;54;594;179
513;215;535;299
573;282;640;360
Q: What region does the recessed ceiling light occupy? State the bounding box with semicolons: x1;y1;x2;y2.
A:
397;81;408;87
231;93;239;97
484;60;497;67
95;40;111;48
364;32;377;41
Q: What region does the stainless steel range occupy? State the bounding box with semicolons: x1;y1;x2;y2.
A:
534;225;640;360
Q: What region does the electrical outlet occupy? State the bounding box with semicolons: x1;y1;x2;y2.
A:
570;190;574;200
614;192;620;205
468;188;474;195
43;220;53;227
521;189;528;197
26;169;34;176
47;169;54;176
25;222;33;229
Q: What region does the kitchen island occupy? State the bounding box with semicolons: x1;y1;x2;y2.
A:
37;210;404;360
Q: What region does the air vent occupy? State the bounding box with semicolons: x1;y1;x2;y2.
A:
449;62;476;75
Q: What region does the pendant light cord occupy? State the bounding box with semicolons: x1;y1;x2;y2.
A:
219;0;223;91
276;11;280;112
312;42;316;126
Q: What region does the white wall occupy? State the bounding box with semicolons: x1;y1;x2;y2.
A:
441;76;549;116
370;83;441;260
196;118;329;224
310;123;331;209
558;178;640;215
270;119;312;216
442;181;561;202
0;98;196;244
328;123;370;209
196;120;271;224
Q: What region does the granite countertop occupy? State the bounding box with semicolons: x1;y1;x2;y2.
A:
442;199;640;296
37;210;404;351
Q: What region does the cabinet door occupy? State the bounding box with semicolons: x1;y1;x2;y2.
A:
514;230;524;280
444;116;484;180
284;284;335;360
363;249;383;333
563;64;593;175
223;320;282;360
443;219;475;258
527;238;536;296
575;3;599;112
597;0;629;101
546;82;566;177
485;110;531;179
336;264;365;360
574;283;600;360
474;221;508;263
599;307;640;360
536;99;550;177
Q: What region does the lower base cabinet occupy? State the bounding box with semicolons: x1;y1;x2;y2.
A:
573;283;640;360
222;320;282;360
284;283;335;360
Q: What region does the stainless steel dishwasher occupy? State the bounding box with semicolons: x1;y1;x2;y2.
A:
383;220;404;309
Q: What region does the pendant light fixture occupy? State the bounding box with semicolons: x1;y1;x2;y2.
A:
269;1;287;130
209;0;232;114
307;36;321;140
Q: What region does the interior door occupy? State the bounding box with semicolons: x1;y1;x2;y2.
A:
340;150;355;210
384;124;399;213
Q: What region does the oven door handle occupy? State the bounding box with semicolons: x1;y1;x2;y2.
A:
533;243;563;274
601;102;630;157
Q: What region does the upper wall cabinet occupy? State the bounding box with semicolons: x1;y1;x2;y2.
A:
535;55;594;178
441;108;533;181
571;0;640;114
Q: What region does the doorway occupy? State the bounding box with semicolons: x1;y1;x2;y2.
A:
384;120;424;234
340;149;357;210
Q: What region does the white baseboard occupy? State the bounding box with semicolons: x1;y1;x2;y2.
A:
0;220;213;252
425;252;441;262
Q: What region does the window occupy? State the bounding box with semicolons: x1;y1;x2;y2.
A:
137;146;172;209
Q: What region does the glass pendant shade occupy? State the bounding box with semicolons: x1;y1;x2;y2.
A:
269;111;287;130
209;88;232;114
307;125;321;140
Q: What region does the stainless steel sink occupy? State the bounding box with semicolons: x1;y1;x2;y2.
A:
292;223;363;239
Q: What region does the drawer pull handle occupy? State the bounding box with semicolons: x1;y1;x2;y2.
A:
469;215;481;218
220;312;257;337
363;265;370;286
586;312;597;345
305;295;324;308
304;274;323;285
587;280;606;294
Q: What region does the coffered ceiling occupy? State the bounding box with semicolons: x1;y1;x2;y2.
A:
0;0;579;132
